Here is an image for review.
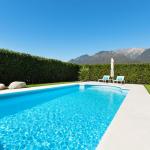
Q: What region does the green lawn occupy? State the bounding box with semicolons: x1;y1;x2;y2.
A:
145;85;150;94
27;81;79;88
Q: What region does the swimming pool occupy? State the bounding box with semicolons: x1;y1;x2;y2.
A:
0;84;128;149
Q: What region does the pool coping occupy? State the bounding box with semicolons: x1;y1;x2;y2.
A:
0;83;79;95
0;82;128;95
0;82;150;150
92;82;150;150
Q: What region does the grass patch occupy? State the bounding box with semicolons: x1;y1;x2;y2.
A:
27;81;79;88
145;85;150;94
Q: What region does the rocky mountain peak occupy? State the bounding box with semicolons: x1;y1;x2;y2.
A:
69;48;150;64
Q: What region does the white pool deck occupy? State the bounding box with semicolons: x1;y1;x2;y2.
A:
0;82;150;149
95;82;150;150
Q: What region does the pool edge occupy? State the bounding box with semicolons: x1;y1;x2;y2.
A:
96;83;150;150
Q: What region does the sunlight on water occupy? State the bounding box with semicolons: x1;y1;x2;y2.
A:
0;85;127;150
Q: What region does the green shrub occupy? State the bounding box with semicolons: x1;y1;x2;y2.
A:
79;64;150;84
0;49;80;85
79;66;90;81
1;48;150;85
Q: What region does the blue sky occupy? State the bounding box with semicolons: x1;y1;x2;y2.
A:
0;0;150;61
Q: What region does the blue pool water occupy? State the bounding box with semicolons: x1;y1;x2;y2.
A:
0;85;128;150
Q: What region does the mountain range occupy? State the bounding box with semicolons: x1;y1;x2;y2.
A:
69;48;150;64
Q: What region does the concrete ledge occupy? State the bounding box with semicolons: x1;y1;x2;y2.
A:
0;83;79;95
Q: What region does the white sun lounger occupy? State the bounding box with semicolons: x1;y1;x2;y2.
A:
113;76;125;84
98;75;111;82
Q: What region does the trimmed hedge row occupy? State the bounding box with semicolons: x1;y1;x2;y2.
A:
79;64;150;84
0;49;79;85
1;49;150;85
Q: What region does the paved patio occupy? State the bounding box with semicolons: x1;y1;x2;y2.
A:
94;82;150;150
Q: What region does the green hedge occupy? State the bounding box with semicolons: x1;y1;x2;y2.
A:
1;49;150;85
0;49;80;85
79;64;150;84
